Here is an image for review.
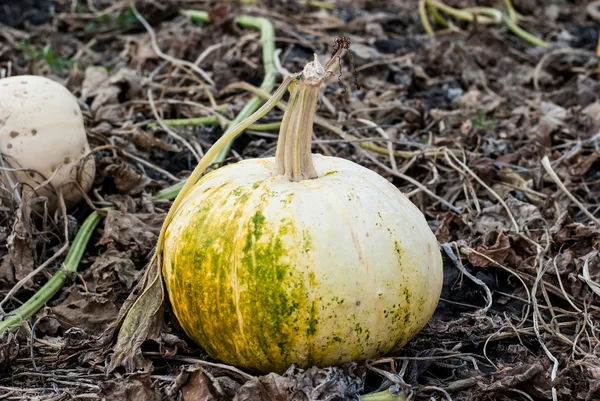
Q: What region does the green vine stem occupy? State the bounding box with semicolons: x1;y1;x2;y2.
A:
0;209;110;335
361;389;407;401
148;10;279;201
149;115;281;131
183;10;279;164
420;0;548;47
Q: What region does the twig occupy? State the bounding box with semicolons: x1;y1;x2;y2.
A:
531;243;559;401
442;243;493;313
444;149;520;232
124;150;181;182
143;352;255;380
357;118;398;173
578;251;600;297
534;48;599;91
147;88;202;162
541;156;600;226
131;5;214;86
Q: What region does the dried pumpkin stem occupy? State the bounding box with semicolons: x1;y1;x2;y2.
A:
275;46;349;181
275;72;321;180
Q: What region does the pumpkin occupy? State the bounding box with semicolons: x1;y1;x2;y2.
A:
0;75;95;212
162;55;443;374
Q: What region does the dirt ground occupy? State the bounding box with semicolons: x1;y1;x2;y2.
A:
1;0;600;400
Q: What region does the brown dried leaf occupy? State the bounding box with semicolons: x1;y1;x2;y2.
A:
569;153;598;176
103;162;159;196
107;258;164;373
98;373;161;401
81;67;142;123
235;364;365;401
98;210;162;254
170;365;233;401
88;249;141;292
0;330;19;370
473;196;543;234
43;290;119;336
81;66;108;101
468;231;510;267
0;203;36;284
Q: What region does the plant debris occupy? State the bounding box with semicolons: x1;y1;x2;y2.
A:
2;0;600;400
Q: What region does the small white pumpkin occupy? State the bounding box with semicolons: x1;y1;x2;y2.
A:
0;75;95;212
162;56;443;373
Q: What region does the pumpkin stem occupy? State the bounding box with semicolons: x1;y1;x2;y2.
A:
275;54;332;181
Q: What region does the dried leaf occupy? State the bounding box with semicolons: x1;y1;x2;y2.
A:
569;153;598;176
81;66;109;101
473;196;543;234
107;258;164;373
103;162;159;196
468;231;510;267
42;290;119;335
98;373;161;401
0;203;36;284
88;249;141;292
0;330;19;370
171;365;233;401
235;364;365;401
81;67;142;123
98;210;162;254
486;363;544;391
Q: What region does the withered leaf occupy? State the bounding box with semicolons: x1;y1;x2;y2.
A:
103;162;159;196
98;373;161;401
235;364;365;401
107;258;164;373
1;203;36;284
569;153;598;176
81;66;142;123
176;366;231;401
98;210;163;254
88;249;141;292
43;289;119;336
468;231;510;267
0;330;19;370
473;196;543;234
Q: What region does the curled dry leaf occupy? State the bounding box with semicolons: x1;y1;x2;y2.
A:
171;365;239;401
87;248;141;293
0;203;36;284
0;330;19;370
102;161;160;196
473;196;543;234
98;372;161;401
98;210;163;255
80;66;142;123
106;258;164;373
468;231;511;267
41;289;119;336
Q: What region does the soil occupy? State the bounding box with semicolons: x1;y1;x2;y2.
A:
2;0;600;400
